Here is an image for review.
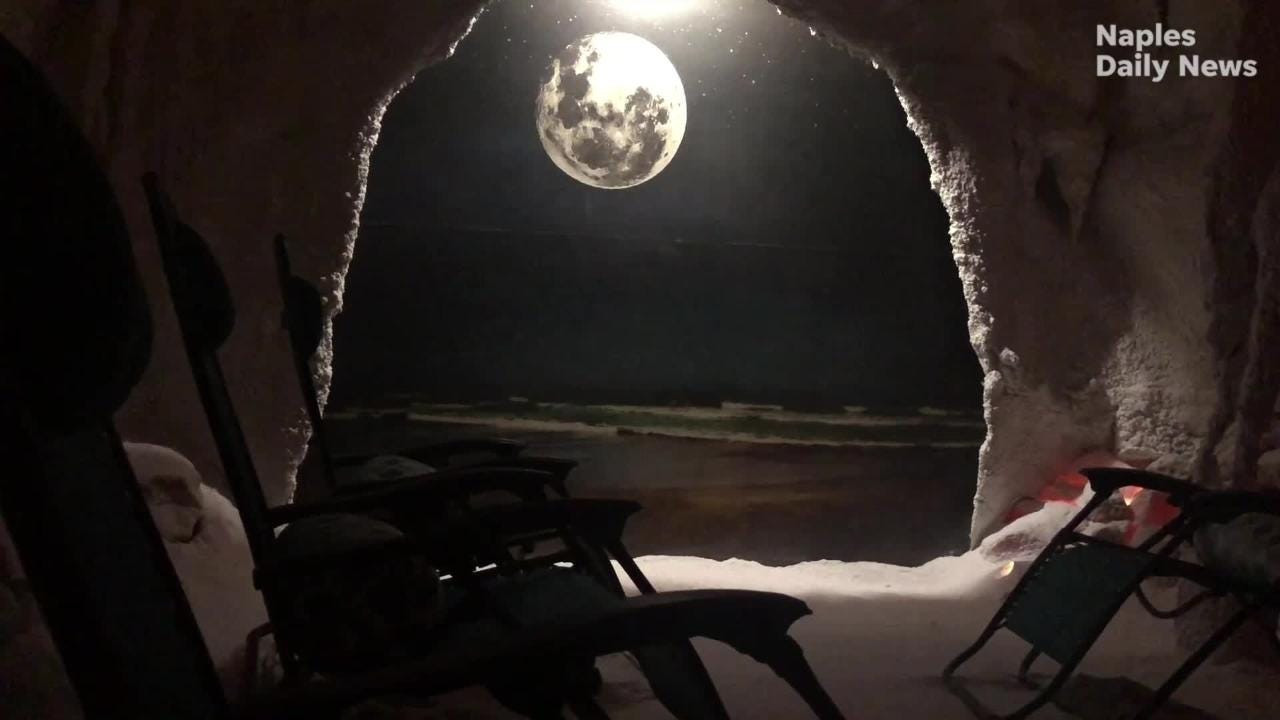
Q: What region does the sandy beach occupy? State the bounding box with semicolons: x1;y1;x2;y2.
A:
325;415;979;566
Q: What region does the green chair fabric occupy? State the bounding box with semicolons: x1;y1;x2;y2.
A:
1004;543;1153;664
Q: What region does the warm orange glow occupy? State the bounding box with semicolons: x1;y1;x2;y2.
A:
1144;493;1181;526
1121;487;1143;506
998;561;1016;578
1036;472;1090;503
1059;471;1089;488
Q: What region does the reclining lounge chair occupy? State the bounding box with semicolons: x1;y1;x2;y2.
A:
145;174;846;719
944;466;1280;720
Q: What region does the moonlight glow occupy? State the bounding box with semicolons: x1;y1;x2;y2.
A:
605;0;703;20
536;32;687;189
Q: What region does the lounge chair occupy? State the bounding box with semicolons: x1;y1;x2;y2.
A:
144;174;845;719
272;234;575;498
944;466;1280;719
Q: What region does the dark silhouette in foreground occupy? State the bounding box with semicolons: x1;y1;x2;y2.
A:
0;35;228;719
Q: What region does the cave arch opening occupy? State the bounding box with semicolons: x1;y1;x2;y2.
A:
326;0;982;565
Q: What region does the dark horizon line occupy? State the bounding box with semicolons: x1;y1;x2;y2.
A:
330;387;982;414
358;220;892;255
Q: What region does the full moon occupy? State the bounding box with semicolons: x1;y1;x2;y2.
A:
536;32;687;189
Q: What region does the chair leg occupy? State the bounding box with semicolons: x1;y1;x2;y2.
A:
567;697;611;720
942;605;1085;718
487;666;577;719
745;634;845;720
1132;603;1255;720
947;650;1075;720
1016;648;1041;688
631;641;731;720
1003;666;1073;720
943;620;1004;681
607;541;657;595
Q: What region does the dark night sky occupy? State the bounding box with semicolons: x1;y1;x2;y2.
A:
332;0;981;410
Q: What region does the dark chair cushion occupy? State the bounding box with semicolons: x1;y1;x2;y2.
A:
272;513;406;561
269;514;444;672
342;454;436;490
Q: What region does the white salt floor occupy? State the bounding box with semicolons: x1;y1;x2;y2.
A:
389;553;1278;719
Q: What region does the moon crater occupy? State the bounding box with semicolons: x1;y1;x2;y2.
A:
537;32;687;189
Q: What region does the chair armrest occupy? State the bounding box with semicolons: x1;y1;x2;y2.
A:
423;498;642;549
267;466;557;527
400;438;526;466
474;456;576;477
331;456;574;498
239;589;810;719
332;438;526;468
1080;467;1202;503
256;499;641;589
253;534;423;585
466;457;577;496
331;452;374;468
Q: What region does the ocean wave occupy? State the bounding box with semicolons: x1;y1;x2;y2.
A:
395;401;985;448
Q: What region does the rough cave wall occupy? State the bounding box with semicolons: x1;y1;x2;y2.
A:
778;0;1280;539
0;1;483;506
0;0;1277;547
